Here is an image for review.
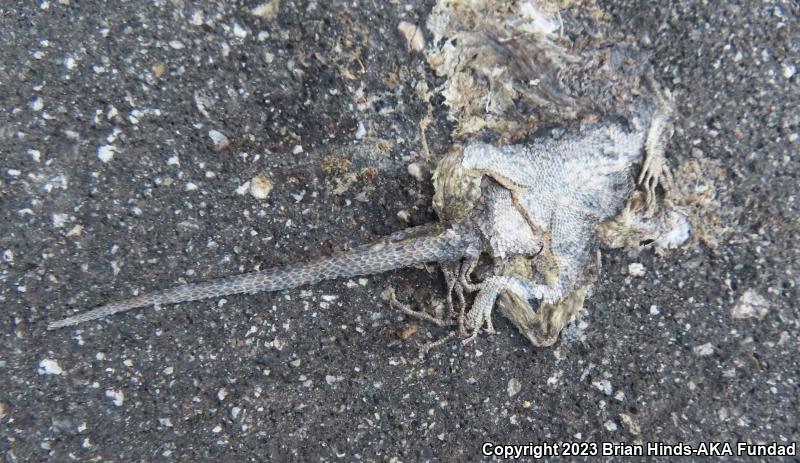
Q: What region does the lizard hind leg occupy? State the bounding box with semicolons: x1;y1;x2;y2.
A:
382;286;455;329
382;284;461;356
382;258;483;352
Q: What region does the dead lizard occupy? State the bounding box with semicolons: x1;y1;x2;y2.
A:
49;1;691;349
48;110;685;349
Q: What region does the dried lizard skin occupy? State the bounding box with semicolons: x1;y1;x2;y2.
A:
421;0;691;346
47;182;546;331
445;112;689;346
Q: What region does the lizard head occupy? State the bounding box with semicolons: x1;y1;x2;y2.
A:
432;145;483;222
499;286;589;348
493;256;590;348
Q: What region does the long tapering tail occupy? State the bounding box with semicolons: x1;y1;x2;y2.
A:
48;224;480;329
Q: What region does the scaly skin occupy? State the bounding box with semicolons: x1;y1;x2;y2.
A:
48;223;481;330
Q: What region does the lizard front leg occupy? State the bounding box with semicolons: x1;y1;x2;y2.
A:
639;112;674;213
639;85;676;214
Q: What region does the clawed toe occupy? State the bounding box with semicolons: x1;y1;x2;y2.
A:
384;257;495;349
385;287;454;328
460;331;479;346
417;332;456;355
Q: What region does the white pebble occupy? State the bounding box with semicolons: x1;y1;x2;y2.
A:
208;129;230;151
693;343;715;357
52;213;69;228
190;11;204;26
292;145;303;154
355;121;366;139
291;190;305;202
235;181;251;196
783;62;796;79
233;23;248;38
407;162;424;182
64;55;77;70
592;379;613;395
105;389;124;406
397;21;425;51
249;174;273;199
97;144;115;163
31;97;44;111
251;0;280;20
38;359;64;375
731;290;769;320
507;378;522;398
627;262;645;277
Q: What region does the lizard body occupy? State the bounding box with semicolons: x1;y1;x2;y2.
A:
433;111;686;345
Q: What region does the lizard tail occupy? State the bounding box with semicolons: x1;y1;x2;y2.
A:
48;224;480;329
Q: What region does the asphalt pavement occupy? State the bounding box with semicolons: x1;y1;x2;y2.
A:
1;0;798;461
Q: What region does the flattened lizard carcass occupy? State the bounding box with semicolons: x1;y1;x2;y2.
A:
49;1;691;348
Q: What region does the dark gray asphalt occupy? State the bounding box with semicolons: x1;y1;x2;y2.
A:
1;0;798;461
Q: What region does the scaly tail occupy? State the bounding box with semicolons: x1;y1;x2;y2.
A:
48;224;480;329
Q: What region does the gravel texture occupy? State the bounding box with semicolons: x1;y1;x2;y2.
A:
1;0;798;461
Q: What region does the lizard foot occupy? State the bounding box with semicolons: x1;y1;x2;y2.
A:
441;258;483;338
638;146;673;215
462;275;558;344
461;276;523;344
461;331;479;346
441;263;467;335
639;86;676;214
382;287;455;328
